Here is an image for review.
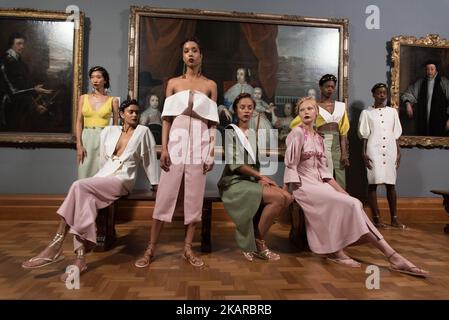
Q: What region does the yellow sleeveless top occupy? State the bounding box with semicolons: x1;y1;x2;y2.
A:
82;95;113;127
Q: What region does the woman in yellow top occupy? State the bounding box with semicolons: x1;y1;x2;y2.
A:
76;66;119;178
290;74;350;188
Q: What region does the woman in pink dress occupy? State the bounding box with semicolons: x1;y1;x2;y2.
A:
135;38;219;268
283;97;428;277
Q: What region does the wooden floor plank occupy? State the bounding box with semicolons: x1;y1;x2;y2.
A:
0;220;448;299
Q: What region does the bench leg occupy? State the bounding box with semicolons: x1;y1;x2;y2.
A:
201;200;212;253
94;203;116;252
289;202;309;252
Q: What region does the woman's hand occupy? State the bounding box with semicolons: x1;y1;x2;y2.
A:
340;155;350;168
362;154;373;170
258;175;277;187
160;149;171;172
76;144;87;165
203;156;214;174
396;152;401;169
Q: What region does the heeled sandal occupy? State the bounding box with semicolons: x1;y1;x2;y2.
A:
134;244;155;268
182;244;204;267
253;239;280;261
387;251;428;278
22;233;65;269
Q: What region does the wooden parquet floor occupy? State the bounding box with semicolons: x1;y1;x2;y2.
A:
1;220;448;300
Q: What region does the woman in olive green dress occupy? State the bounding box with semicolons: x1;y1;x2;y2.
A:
218;93;293;261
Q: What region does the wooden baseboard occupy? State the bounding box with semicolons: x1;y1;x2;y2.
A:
0;194;447;223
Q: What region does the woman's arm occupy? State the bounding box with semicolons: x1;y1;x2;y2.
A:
160;79;175;172
361;138;372;169
236;165;277;186
204;80;218;173
75;95;86;164
112;97;119;125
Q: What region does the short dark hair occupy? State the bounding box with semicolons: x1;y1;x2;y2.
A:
120;99;139;113
8;33;26;47
232;92;256;112
371;82;388;94
181;37;202;53
88;66;110;89
319;74;337;86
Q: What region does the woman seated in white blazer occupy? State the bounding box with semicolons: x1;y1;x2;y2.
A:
22;99;159;281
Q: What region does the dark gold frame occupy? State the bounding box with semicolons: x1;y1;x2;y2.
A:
390;34;449;148
128;6;349;156
0;7;84;146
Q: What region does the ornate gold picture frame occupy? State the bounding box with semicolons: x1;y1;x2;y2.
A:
127;6;349;156
390;34;449;148
0;7;84;146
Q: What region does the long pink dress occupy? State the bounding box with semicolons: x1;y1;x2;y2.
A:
152;90;219;225
284;126;383;254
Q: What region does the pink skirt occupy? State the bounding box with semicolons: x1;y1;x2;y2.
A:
57;176;127;251
152;114;209;225
293;177;384;254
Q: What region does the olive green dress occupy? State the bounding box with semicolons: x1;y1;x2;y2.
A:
217;125;263;252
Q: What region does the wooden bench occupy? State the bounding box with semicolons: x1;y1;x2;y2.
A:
430;190;449;234
94;190;221;252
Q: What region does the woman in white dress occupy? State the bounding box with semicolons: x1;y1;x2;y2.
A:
358;83;405;229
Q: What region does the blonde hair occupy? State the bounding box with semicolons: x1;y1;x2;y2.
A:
295;96;319;117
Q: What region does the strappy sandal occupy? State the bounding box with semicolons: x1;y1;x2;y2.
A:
182;243;204;267
387;252;429;278
253;239;280;261
242;251;255;262
22;233;65;269
327;257;361;268
390;217;407;229
134;243;155;268
373;216;388;229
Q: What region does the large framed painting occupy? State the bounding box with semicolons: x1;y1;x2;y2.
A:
391;34;449;148
128;6;349;156
0;8;84;146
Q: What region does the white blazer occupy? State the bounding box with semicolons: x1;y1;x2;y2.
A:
95;125;159;192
